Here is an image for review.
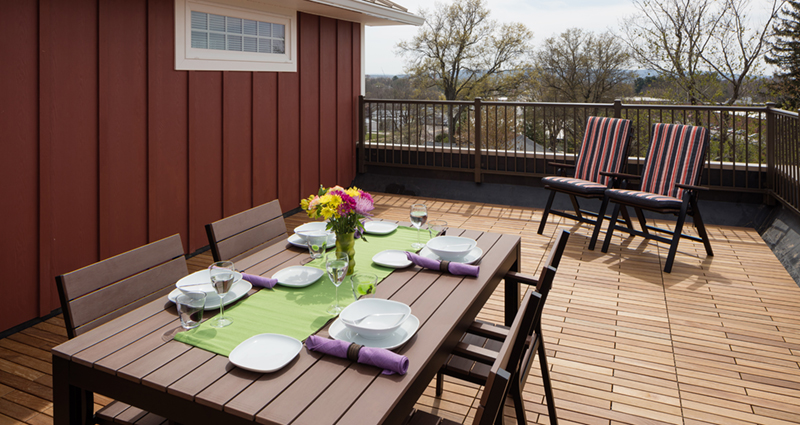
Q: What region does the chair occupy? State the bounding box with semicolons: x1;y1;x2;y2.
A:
434;230;569;425
538;116;632;251
404;285;545;425
205;199;288;262
595;122;712;273
55;234;187;425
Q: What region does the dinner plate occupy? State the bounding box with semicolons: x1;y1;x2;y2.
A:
418;246;483;264
272;266;324;288
175;269;243;294
168;279;252;309
329;314;419;350
287;233;336;249
372;250;412;269
363;221;398;235
229;333;302;373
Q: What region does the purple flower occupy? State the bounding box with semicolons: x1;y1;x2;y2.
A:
354;195;374;216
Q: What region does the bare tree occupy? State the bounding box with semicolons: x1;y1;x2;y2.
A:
397;0;532;101
621;0;782;105
535;28;634;103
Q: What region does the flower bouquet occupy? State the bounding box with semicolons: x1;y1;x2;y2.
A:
300;185;374;274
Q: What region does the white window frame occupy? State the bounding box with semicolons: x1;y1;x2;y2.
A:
175;0;297;72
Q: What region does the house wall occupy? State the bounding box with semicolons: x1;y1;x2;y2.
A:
0;0;361;332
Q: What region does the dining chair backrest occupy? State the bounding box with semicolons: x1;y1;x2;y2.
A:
56;234;187;339
472;289;539;425
573;116;632;185
537;230;569;287
639;123;709;199
205;199;288;262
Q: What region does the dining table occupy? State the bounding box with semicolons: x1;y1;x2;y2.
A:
52;223;522;425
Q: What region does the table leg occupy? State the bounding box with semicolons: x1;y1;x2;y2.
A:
504;249;521;327
53;355;92;425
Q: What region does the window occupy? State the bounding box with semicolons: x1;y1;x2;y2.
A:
175;0;296;72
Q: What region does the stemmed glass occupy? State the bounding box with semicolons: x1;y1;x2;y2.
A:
410;204;428;250
208;261;236;328
326;252;349;315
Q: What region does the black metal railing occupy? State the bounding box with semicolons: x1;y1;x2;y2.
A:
359;97;800;214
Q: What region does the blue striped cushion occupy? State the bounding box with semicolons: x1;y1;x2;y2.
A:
574;116;632;185
606;188;683;209
542;176;607;195
640;123;709;198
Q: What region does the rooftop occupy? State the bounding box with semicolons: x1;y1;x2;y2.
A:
3;193;799;424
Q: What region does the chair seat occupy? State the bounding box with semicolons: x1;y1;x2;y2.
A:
403;409;461;425
606;188;683;209
441;328;504;384
96;401;167;425
542;176;607;195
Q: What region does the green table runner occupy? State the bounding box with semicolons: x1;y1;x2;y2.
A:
174;225;432;356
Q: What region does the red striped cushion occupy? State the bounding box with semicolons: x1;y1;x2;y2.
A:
574;117;632;185
640;123;709;199
542;176;607;195
606;188;683;209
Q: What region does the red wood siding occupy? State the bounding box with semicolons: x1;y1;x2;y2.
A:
0;0;362;332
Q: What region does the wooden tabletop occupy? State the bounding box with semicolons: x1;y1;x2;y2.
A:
52;227;521;425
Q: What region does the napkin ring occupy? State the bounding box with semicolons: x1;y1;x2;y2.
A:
439;260;451;273
347;343;363;362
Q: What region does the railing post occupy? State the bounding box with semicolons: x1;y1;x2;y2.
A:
358;95;366;174
474;97;482;183
613;99;622;118
765;102;776;204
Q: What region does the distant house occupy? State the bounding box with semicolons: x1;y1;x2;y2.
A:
510;135;551;153
0;0;421;333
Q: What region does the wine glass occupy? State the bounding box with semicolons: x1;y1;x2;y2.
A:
326;252;349;315
410;204;428;250
208;261;235;328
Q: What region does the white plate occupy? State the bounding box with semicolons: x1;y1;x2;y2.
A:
329;314;420;350
229;333;302;373
175;269;244;294
288;233;336;249
364;221;398;235
372;250;412;269
168;279;252;309
418;246;483;264
272;266;324;288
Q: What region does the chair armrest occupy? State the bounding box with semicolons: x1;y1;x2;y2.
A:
675;183;709;191
503;271;539;287
600;171;640;180
548;162;576;169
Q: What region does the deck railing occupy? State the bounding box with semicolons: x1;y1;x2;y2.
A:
359;97;800;214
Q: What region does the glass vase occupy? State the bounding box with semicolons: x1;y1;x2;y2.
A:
335;231;356;275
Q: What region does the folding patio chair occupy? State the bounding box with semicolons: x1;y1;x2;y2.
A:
405;286;547;425
595;122;712;273
538;116;632;250
434;230;569;425
205;199;288;262
55;234;187;425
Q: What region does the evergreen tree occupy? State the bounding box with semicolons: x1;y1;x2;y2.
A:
767;1;800;110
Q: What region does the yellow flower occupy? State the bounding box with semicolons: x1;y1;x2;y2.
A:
345;187;361;198
320;204;338;220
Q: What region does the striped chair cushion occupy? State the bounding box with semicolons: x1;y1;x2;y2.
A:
605;188;683;209
640;123;709;199
542;176;607;195
573;116;632;185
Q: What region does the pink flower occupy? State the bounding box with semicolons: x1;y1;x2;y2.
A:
337;192;357;216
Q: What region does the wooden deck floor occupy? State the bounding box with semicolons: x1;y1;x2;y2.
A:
2;193;799;425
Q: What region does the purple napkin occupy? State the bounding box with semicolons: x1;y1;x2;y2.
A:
241;273;277;289
405;252;479;277
305;335;409;375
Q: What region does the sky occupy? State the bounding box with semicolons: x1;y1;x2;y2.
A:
364;0;782;76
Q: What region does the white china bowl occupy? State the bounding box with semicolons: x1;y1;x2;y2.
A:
339;299;411;339
426;236;477;261
293;222;329;242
